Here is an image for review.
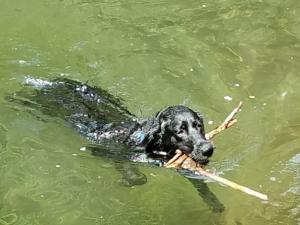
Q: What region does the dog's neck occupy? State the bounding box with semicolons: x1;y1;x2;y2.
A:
82;115;164;154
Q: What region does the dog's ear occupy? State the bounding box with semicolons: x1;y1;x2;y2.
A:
139;109;170;147
194;111;206;136
139;116;160;146
193;110;203;120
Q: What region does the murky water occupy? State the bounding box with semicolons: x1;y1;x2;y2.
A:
1;0;300;224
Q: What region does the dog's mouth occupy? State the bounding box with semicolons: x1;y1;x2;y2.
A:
175;145;212;165
196;155;210;165
149;149;210;167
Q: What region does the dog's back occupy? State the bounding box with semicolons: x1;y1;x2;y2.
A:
7;77;135;139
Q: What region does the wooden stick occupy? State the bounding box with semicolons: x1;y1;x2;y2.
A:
164;150;183;167
165;153;188;168
164;101;269;201
195;166;268;200
205;101;243;140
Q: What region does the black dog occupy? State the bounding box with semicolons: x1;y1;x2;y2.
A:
7;77;223;212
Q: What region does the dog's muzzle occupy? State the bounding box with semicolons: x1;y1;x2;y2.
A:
190;140;215;164
197;140;214;157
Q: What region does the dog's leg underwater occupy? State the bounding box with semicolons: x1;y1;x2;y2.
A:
188;178;225;213
86;145;147;186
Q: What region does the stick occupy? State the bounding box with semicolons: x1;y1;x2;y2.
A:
195;165;268;201
164;102;269;201
166;150;268;200
164;150;183;167
205;101;243;140
165;151;188;168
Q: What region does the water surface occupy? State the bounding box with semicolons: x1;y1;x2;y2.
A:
1;0;300;224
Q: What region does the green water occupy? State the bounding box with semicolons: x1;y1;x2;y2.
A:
1;0;300;224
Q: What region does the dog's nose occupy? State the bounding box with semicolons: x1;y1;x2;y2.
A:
199;141;214;157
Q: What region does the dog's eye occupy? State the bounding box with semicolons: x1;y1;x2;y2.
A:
192;121;202;129
180;124;187;130
177;124;187;134
177;129;184;134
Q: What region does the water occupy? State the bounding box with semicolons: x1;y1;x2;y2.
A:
1;0;300;224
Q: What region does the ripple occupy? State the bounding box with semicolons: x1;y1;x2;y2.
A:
0;213;18;225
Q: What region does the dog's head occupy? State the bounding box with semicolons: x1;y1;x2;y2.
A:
142;105;214;164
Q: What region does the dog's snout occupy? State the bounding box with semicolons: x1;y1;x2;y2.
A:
196;141;214;157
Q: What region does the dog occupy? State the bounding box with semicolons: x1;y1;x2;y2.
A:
7;77;224;212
